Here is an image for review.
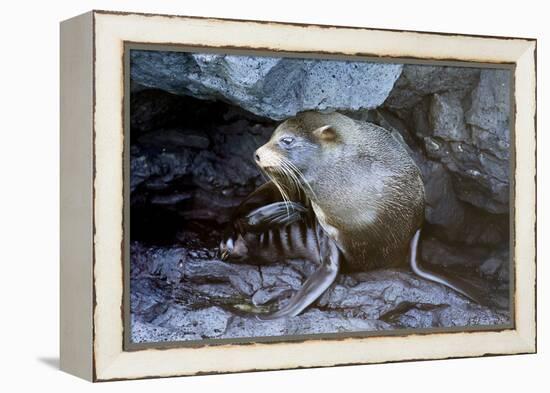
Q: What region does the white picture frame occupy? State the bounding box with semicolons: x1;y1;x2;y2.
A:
60;10;536;381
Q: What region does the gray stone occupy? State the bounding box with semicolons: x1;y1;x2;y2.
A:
421;160;466;231
130;50;403;120
138;128;210;149
130;243;510;344
382;64;511;213
149;191;193;206
400;68;511;214
131;317;199;343
465;69;511;197
130;243;186;284
421;136;509;215
370;109;507;246
152;305;233;338
130;145;195;193
429;92;469;142
420;236;488;268
479;250;510;284
480;257;502;276
466;70;511;157
384;64;480;109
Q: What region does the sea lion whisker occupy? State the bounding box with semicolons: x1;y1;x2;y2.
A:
284;158;318;202
275;159;295;193
259;166;284;200
257;167;270;182
269;168;292;216
270;163;300;219
281;158;308;204
279;159;302;199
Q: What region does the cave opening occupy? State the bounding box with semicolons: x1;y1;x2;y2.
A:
130;88;276;251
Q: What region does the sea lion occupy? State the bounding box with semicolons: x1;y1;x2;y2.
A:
220;111;480;319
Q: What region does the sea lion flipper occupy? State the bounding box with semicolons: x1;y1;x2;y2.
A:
220;202;308;261
231;181;286;219
256;237;340;320
245;201;307;231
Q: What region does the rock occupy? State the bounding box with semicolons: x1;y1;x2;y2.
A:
420;236;488;268
429;92;469;142
130;242;510;343
466;70;511;159
130;125;269;195
130;88;238;135
369;108;508;247
138;128;210;149
421;160;466;231
130;278;170;323
229;310;392;339
130;89;185;134
130;144;195;193
385;65;511;214
480;257;501;276
129;111;274;233
130;242;186;284
463;69;511;211
384;64;480;110
421;133;509;215
479;249;510;284
152;305;233;338
130;50;403;120
131;318;196;343
149;191;193;206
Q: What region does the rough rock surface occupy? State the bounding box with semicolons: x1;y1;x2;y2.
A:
130;243;510;343
385;66;511;215
384;65;481;110
130;50;403;120
128;54;512;344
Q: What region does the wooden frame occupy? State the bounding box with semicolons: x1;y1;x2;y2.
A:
60;10;536;382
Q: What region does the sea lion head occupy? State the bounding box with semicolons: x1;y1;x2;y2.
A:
254;111;354;201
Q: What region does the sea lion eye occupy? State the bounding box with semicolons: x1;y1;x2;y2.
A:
279;136;295;147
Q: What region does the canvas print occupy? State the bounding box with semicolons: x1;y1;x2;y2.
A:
127;49;512;345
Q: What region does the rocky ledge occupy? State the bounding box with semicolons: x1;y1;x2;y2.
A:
131;51;403;120
131;242;510;343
